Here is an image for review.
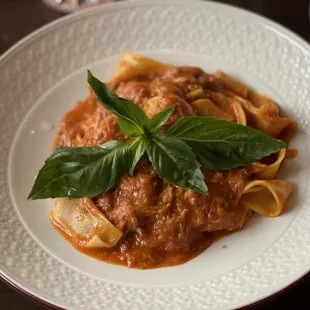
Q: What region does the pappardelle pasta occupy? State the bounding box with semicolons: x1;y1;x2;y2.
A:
46;54;296;268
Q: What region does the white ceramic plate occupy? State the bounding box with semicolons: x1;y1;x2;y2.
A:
1;1;310;309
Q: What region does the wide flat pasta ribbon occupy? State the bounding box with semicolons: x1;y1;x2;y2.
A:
204;91;247;125
250;149;286;180
231;92;297;141
51;198;123;248
110;53;171;86
240;179;293;217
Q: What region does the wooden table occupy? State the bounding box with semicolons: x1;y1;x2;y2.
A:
0;0;309;309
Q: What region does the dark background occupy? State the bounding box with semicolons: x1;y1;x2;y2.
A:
0;0;309;309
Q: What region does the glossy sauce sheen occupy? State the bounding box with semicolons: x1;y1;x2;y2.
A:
53;66;253;268
52;216;227;268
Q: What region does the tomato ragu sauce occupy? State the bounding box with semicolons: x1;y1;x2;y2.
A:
51;54;295;269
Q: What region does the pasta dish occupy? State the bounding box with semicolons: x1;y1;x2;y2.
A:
29;54;297;269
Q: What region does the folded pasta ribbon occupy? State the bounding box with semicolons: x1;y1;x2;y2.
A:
51;198;122;248
231;92;297;141
240;180;293;217
250;149;286;180
111;53;171;84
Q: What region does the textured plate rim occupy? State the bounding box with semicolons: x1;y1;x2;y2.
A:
1;269;308;310
1;1;310;309
2;0;310;66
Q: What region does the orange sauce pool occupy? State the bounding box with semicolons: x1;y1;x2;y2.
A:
51;215;230;269
286;149;298;159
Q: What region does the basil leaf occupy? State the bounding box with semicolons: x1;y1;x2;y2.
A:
166;116;286;164
28;140;131;200
87;71;149;136
188;142;248;170
146;105;175;133
129;136;149;176
147;135;207;194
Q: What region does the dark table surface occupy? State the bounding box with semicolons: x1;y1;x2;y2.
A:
1;0;310;309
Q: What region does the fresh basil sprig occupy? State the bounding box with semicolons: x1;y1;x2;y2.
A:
28;141;131;199
165;116;285;170
88;71;149;137
129;135;149;176
147;136;207;194
146;105;175;133
28;71;286;200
